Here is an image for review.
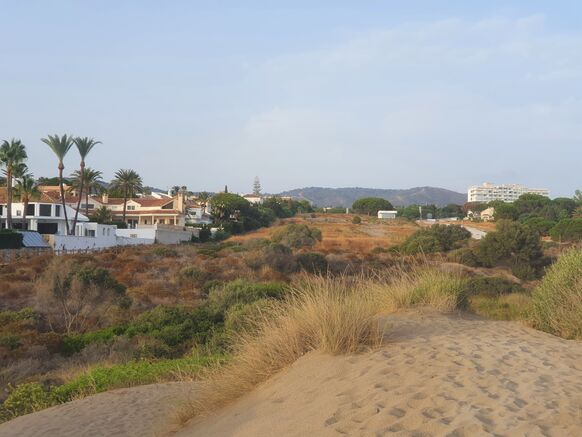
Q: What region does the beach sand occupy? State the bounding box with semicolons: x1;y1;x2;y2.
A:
179;311;582;437
0;381;196;437
2;311;581;436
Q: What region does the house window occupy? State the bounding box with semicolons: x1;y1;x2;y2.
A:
81;203;95;210
107;229;110;236
102;228;106;236
127;205;136;210
55;205;61;217
0;205;3;216
85;229;95;237
39;204;52;217
27;204;35;215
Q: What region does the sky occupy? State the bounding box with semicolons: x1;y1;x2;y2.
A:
1;1;581;197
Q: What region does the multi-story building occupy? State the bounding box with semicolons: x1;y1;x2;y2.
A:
467;183;549;203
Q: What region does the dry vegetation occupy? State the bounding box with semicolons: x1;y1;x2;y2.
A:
231;214;419;254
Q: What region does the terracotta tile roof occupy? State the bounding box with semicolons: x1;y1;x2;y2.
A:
110;209;182;216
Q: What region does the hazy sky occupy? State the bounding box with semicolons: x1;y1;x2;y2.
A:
1;1;581;197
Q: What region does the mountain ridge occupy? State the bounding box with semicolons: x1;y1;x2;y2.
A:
276;186;466;207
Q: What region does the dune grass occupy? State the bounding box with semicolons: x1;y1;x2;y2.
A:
468;293;532;321
178;268;466;424
530;249;582;339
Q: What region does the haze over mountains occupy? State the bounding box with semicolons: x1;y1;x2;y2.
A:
277;186;466;208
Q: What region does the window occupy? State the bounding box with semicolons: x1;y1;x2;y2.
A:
107;229;110;236
27;204;35;215
39;204;52;217
102;228;106;236
55;205;61;217
81;203;95;210
127;205;136;210
0;205;3;215
85;229;95;237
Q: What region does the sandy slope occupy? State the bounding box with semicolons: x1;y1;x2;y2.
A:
0;382;197;437
179;311;582;437
2;312;581;437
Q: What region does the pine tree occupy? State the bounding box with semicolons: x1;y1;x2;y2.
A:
253;176;262;195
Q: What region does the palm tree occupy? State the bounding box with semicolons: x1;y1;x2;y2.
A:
110;169;143;224
14;171;39;229
71;137;101;234
198;191;211;215
0;139;28;230
41;134;75;235
70;168;104;216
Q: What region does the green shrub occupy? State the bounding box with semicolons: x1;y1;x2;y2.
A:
0;334;22;350
549;218;582;242
463;276;522;297
61;326;126;356
152;247;178;257
178;266;209;287
263;243;297;273
0;383;55;420
399;224;471;254
530;249;582;339
448;247;481;267
476;220;545;276
296;252;328;274
125;306;221;355
351;216;362;224
271;224;322;248
207;280;287;315
468;293;532;321
224;299;273;333
0;230;23;249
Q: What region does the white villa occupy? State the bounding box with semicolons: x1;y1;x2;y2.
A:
0;201;88;234
377;210;398;219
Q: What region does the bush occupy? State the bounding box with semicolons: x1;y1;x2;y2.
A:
0;383;54;420
0;230;23;249
271;224;322;248
152;247;178;257
463;276;522;297
35;260;130;334
530;249;582;339
399;224;471;254
262;243;297;273
178;266;209;288
351;216;362;224
476;220;545;275
125;306;222;355
296;252;329;274
549;218;582;242
207;280;287;315
61;326;126;356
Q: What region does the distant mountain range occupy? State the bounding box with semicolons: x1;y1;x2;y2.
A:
277;186;466;208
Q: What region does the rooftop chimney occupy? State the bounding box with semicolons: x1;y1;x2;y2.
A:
102;193;109;204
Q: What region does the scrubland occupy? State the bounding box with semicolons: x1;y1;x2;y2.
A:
1;213;581;428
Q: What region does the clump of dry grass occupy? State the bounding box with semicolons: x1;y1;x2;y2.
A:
178;274;383;423
178;267;467;424
373;268;468;313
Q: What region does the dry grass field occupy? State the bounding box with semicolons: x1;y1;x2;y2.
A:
231;214;419;254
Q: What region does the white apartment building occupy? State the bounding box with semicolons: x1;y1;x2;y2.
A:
468;183;549;203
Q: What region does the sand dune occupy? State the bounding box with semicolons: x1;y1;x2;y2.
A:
0;382;197;437
2;311;581;437
179;311;582;437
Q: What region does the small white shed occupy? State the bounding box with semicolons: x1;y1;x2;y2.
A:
377;210;398;219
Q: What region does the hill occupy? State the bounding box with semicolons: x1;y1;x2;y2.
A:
277;186;466;208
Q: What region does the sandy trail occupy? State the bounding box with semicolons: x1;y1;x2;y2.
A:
179;311;582;437
0;382;197;437
2;312;581;437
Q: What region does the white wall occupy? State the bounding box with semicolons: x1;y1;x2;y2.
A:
116;225;195;244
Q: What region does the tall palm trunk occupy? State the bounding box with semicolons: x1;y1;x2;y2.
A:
122;188;128;224
72;161;85;234
85;190;90;217
6;169;12;229
58;161;70;235
22;196;29;229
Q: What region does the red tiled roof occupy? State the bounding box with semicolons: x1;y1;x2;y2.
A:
110;209;182;216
